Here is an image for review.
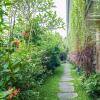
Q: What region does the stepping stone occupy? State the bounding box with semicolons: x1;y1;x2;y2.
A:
61;75;72;78
62;73;71;76
63;72;71;75
64;71;71;73
62;73;72;76
65;67;70;69
60;77;73;82
59;84;74;92
62;74;72;77
64;67;71;70
63;74;71;77
58;92;78;100
59;82;74;86
58;63;78;100
64;68;71;70
64;70;71;73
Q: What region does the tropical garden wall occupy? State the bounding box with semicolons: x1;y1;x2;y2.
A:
66;0;100;99
67;0;94;74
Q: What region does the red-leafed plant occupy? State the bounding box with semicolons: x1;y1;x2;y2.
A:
77;45;94;75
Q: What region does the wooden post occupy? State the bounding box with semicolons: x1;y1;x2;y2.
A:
96;21;100;73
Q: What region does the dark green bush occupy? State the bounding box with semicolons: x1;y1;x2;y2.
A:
15;90;40;100
82;73;100;98
42;46;61;71
0;43;46;99
60;52;67;61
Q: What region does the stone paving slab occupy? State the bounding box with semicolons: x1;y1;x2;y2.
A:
63;72;71;75
64;68;71;71
62;75;72;78
59;80;75;92
59;85;74;92
58;63;78;100
59;82;74;86
58;93;78;100
60;77;73;82
64;69;70;71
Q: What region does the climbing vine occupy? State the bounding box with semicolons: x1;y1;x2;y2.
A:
67;0;95;74
67;0;86;52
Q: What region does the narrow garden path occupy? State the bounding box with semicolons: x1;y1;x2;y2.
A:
58;63;78;100
39;62;92;100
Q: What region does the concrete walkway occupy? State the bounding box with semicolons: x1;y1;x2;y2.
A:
58;63;78;100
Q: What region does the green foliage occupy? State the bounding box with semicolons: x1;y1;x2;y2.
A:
39;66;64;100
40;32;64;71
67;0;95;76
82;73;100;98
0;0;66;99
15;90;40;100
11;44;44;86
60;52;67;61
71;66;93;100
42;46;60;71
67;0;86;51
0;89;13;99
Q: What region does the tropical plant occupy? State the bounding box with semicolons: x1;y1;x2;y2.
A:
0;0;66;99
82;73;100;98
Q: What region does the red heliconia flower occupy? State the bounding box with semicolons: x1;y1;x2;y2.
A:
8;88;20;100
13;39;20;48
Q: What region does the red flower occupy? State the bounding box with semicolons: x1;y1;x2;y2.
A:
8;88;20;100
22;31;29;38
13;39;20;48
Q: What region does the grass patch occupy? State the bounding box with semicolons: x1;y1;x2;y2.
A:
39;65;64;100
70;65;93;100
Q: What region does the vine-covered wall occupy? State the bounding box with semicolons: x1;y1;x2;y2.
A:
67;0;96;74
67;0;86;52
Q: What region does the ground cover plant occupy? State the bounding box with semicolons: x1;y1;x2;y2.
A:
82;73;100;99
71;65;93;100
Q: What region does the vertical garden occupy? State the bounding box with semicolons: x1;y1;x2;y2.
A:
0;0;66;99
67;0;95;74
67;0;100;99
